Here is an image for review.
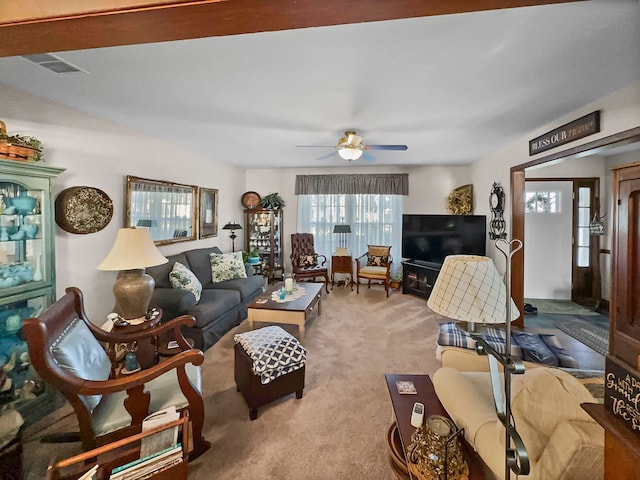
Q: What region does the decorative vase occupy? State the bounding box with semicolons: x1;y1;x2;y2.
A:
22;223;38;239
33;254;43;282
0;227;8;242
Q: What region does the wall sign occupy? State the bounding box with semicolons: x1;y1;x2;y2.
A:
529;111;600;156
604;355;640;436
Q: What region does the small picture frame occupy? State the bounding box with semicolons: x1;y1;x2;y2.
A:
198;187;219;239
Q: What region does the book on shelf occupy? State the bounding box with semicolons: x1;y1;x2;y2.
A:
110;444;182;480
139;406;180;459
77;464;99;480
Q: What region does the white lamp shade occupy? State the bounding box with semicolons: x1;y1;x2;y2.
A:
338;147;363;161
97;227;168;271
427;255;520;324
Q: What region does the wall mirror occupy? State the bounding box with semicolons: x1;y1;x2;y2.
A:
126;175;197;245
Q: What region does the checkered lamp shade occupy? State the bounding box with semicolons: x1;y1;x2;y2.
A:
427;255;520;324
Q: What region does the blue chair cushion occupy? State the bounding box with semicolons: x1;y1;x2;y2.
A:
51;318;111;411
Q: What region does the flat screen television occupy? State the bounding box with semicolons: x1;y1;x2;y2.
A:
402;214;487;266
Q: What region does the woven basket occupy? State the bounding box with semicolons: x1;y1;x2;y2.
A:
0;120;40;162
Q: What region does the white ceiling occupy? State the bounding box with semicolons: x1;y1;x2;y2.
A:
0;0;638;169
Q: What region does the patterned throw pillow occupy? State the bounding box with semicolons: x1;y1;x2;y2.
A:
366;254;389;267
210;251;247;283
299;254;318;268
169;262;202;302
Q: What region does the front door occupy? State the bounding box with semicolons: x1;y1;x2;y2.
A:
572;178;600;305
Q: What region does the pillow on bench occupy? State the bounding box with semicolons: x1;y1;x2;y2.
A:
437;322;579;368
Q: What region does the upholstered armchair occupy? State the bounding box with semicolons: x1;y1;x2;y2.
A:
290;233;329;293
22;287;210;460
355;245;393;297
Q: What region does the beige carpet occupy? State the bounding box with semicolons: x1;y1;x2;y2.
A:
22;286;443;479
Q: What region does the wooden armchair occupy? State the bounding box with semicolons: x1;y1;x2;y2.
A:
355;245;393;297
290;233;329;293
22;287;210;460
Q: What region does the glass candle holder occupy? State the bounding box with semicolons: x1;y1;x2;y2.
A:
284;273;294;293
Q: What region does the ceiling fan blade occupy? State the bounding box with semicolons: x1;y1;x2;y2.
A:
316;151;338;161
295;145;337;148
364;145;408;151
362;151;377;162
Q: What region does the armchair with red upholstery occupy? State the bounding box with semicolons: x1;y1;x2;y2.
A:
290;233;330;293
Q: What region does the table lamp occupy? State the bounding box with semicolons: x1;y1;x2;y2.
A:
223;222;243;252
97;227;168;320
136;219;158;228
427;247;530;479
333;224;351;254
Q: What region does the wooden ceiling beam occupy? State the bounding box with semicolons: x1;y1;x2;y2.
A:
0;0;584;58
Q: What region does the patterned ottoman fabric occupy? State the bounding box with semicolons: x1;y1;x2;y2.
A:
234;326;307;384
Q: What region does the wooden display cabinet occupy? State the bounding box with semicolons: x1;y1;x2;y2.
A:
245;208;284;281
0;159;64;426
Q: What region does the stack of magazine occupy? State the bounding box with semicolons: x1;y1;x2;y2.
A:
110;406;182;480
109;444;182;480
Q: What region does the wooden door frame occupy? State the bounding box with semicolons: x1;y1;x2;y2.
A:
510;126;640;328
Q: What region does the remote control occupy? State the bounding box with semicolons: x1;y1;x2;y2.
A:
411;402;425;428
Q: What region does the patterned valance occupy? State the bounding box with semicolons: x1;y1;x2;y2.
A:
295;174;408;196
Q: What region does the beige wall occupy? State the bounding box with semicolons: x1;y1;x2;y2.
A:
0;84;246;320
244;164;471;271
2;79;638;319
472;81;640;273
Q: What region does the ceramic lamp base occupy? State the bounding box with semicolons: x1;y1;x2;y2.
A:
113;268;154;320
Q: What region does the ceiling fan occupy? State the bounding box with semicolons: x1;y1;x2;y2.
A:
296;130;408;161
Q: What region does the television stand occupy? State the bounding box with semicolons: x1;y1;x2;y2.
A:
402;261;441;299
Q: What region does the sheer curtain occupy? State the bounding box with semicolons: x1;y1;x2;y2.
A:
297;194;403;274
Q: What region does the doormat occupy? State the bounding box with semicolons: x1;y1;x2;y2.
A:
525;299;598;316
554;319;608;356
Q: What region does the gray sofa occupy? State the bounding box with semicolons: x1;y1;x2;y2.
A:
147;246;264;351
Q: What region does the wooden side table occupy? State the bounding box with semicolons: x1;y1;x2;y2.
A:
385;373;486;480
331;255;353;290
108;309;162;374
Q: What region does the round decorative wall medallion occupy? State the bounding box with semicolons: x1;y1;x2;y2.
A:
55;186;114;234
241;191;261;209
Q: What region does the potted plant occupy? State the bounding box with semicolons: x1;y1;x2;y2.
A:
390;268;402;289
247;247;261;265
259;192;285;209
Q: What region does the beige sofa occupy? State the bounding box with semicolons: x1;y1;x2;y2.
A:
433;346;604;480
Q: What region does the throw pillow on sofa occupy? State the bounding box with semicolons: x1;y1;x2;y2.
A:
169;262;202;302
210;251;247;283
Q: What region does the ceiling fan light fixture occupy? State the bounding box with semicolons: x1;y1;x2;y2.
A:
338;147;363;161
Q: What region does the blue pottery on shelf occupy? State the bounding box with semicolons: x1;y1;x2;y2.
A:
21;223;38;239
11;195;37;215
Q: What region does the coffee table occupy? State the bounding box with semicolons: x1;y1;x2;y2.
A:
247;282;323;340
385;373;486;480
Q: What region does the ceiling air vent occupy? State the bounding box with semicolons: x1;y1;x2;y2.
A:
22;53;87;74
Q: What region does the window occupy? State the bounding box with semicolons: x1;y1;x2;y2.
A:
525;191;560;213
297;194;402;272
576;186;591;267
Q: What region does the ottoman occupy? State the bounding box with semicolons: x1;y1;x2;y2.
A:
234;326;306;420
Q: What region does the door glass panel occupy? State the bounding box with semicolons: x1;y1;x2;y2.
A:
576;186;591;267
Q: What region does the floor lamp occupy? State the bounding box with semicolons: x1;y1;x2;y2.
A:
427;246;530;479
222;222;242;252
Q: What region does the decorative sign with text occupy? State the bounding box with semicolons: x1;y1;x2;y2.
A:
529;111;600;156
605;355;640;436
